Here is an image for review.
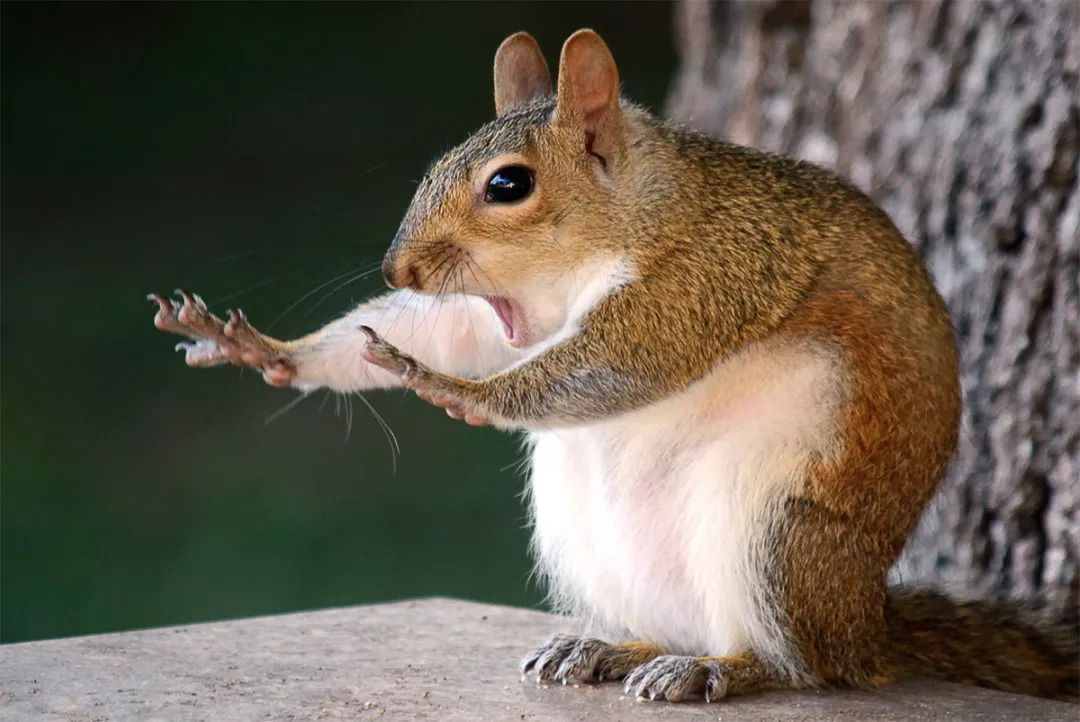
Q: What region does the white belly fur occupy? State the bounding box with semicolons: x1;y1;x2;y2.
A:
525;337;845;667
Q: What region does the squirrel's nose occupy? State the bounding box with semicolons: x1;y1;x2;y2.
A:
381;255;417;290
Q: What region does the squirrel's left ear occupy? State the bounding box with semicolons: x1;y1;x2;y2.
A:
494;32;552;117
553;29;627;171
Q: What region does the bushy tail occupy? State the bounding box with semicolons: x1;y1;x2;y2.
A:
885;586;1078;701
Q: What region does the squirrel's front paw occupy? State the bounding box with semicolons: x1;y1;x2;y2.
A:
359;326;423;383
148;290;295;387
521;635;663;685
360;326;492;426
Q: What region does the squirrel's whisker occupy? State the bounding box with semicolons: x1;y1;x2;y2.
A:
267;263;380;331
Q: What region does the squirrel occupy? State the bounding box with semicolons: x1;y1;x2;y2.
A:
149;29;1079;703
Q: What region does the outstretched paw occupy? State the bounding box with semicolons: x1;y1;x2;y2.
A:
521;635;663;685
148;290;295;387
623;655;729;703
359;326;422;384
359;326;491;426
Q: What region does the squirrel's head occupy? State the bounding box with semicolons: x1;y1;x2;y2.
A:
381;29;638;349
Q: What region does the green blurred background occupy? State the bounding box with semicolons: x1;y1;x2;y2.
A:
1;2;676;643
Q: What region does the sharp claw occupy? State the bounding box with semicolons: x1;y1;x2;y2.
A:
176;289;209;317
401;358;418;383
521;657;536;675
147;292;172;309
359;325;379;343
149;293;182;330
226;308;248;326
224;309;245;336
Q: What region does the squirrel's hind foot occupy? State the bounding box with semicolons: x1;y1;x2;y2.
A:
623;652;790;703
521;635;663;686
623;655;724;702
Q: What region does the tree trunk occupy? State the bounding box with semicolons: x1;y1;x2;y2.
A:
667;0;1079;612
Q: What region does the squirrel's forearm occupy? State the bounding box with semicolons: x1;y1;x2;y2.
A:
286;291;519;393
418;283;735;428
412;271;760;427
444;344;642;428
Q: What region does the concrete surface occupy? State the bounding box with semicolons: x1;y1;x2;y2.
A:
0;597;1075;721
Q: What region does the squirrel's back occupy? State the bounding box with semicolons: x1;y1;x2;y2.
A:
647;118;1077;702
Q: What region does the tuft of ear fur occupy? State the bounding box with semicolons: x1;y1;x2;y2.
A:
554;29;627;170
494;32;552;117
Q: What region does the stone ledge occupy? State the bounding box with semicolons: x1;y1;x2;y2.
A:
1;598;1075;721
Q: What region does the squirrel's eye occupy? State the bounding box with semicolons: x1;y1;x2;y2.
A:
485;166;533;204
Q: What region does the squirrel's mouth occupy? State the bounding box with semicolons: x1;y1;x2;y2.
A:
483;296;524;347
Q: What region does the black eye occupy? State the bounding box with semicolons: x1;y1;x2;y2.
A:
485;165;533;204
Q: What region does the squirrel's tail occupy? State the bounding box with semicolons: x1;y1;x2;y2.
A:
885;586;1079;701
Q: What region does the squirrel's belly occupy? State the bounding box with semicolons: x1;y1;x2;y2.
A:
525;338;846;658
528;425;721;654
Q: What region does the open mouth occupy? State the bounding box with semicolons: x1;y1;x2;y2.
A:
483;296;519;344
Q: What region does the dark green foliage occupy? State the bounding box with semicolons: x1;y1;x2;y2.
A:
0;1;675;642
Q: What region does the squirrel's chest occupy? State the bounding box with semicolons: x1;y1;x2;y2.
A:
524;340;845;655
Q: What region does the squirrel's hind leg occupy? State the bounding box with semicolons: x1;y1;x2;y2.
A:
521;635;663;685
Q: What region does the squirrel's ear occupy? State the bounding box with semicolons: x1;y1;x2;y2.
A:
494;32;552;117
553;29;627;169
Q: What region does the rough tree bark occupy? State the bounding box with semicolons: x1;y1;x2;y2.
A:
667;0;1078;612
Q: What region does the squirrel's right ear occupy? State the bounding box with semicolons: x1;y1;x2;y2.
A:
494;32;552;117
553;29;627;171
